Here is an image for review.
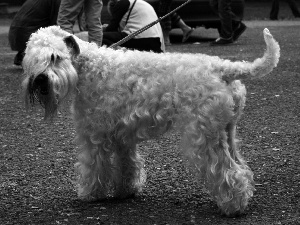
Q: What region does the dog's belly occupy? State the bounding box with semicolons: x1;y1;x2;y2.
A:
135;119;174;141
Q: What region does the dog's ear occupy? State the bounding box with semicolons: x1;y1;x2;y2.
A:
64;35;80;57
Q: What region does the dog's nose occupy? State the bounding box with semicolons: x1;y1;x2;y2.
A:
33;74;49;95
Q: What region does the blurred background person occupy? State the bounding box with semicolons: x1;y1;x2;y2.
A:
270;0;300;20
102;0;165;53
57;0;103;46
209;0;246;46
157;0;194;45
8;0;61;66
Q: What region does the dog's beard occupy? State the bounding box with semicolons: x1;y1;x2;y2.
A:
27;74;59;119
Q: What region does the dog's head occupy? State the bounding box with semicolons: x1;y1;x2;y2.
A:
22;26;80;119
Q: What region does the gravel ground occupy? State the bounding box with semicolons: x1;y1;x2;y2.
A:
0;10;300;225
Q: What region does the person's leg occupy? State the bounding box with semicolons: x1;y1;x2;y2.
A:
218;0;233;39
9;26;32;66
171;12;194;42
172;13;194;42
232;21;246;42
210;0;234;45
286;0;300;17
270;0;279;20
13;51;25;66
162;29;171;45
209;0;218;14
210;0;223;35
84;0;103;46
158;0;173;45
57;0;84;34
230;0;246;42
209;0;232;39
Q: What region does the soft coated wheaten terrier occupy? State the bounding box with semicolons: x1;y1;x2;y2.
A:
22;26;280;216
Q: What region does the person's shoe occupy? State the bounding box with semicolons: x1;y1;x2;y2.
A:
182;28;195;43
210;37;233;46
232;22;247;42
13;52;25;66
270;17;278;20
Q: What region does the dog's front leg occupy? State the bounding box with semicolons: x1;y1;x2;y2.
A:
113;142;146;198
75;136;115;201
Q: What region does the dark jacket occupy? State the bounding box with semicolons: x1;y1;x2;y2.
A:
9;0;61;51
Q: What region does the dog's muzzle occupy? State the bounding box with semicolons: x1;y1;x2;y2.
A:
28;73;51;108
31;74;49;96
28;73;59;119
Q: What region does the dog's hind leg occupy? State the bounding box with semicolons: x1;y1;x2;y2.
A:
209;129;255;216
225;121;245;167
225;80;250;171
113;142;146;198
182;124;255;216
181;93;254;216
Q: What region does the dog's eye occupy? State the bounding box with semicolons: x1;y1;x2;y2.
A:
50;54;61;63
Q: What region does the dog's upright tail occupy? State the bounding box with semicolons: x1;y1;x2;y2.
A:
221;28;280;82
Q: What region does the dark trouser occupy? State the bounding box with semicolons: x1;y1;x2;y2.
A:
8;26;37;64
270;0;300;19
8;26;36;52
156;0;183;31
102;32;163;53
157;0;173;31
209;0;242;39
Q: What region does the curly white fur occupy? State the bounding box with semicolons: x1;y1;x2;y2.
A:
22;26;280;216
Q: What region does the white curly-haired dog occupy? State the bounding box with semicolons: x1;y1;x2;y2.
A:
22;26;279;216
